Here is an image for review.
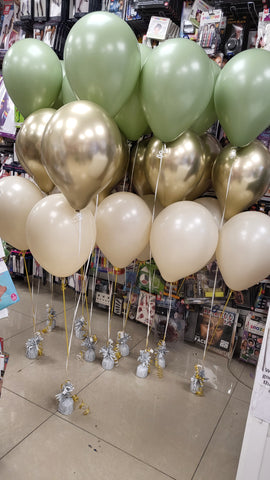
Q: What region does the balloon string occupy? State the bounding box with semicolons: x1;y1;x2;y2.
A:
61;278;69;372
129;137;142;192
219;164;233;229
80;266;90;333
163;283;173;342
202;160;234;364
77;211;82;258
123;260;139;332
206;290;233;354
145;144;167;350
202;264;219;364
22;251;36;334
107;270;114;342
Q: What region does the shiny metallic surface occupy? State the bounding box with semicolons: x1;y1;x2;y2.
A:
145;131;205;207
212;140;270;220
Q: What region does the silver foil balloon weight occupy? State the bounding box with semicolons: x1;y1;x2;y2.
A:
100;339;119;370
117;331;131;357
74;316;86;339
82;335;97;362
25;331;43;359
155;340;169;370
46;304;56;331
56;381;75;415
190;364;206;396
136;349;153;378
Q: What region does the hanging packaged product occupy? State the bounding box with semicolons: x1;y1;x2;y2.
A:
0;259;20;310
240;312;266;365
198;9;223;56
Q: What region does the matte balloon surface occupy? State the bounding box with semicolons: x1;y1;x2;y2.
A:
214;48;270;146
64;11;141;117
145;131;205;207
15;108;56;194
3;39;62;118
195;197;223;227
26;194;96;278
216;212;270;291
137;194;163;262
212;140;270;220
0;176;43;250
96;192;152;268
191;60;220;135
150;201;219;282
114;81;149;141
141;38;214;142
41;101;124;211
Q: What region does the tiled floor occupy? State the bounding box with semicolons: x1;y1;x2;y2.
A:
0;278;255;479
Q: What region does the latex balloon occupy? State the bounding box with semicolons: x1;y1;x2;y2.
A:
15;108;56;194
212;140;270;220
96;192;152;268
130;138;153;197
3;39;62;118
62;75;77;104
114;81;149;141
186;133;221;200
194;197;223;228
216;211;270;291
0;176;43;250
137;194;163;262
138;43;152;68
140;38;214;142
150;201;219;282
191;60;220;135
145;131;205;207
41;100;124;211
64;11;141;117
214;48;270;147
26;194;96;278
98;133;129;199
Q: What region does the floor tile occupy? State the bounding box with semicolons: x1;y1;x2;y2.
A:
59;352;229;479
0;388;51;458
0;415;173;480
192;397;249;480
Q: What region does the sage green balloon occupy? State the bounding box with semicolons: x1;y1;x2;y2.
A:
114;81;149;141
140;38;215;143
191;60;220;135
62;76;77;105
138;43;152;68
3;39;62;118
64;11;141;117
214;48;270;147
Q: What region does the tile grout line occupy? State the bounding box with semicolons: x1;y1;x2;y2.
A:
0;413;55;461
51;411;177;480
1;386;58;415
190;381;239;480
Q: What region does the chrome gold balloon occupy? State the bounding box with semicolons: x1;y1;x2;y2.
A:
145;131;205;207
186;133;221;200
15;108;56;194
41;101;124;211
130;138;153;197
212;140;270;220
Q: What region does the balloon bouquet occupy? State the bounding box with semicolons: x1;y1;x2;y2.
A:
0;11;270;399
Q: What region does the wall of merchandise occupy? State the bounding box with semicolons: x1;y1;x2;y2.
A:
0;0;270;370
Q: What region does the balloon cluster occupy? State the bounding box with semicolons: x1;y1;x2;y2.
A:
0;11;270;293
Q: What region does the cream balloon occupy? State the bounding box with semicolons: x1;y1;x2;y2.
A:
145;131;205;207
0;176;43;250
186;133;221;200
26;194;96;277
194;197;223;228
15;108;56;194
137;194;163;262
216;211;270;291
96;192;152;268
150;201;219;282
